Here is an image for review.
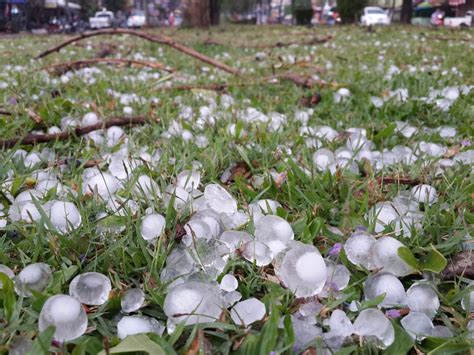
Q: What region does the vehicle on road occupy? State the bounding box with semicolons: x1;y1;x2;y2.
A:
127;10;146;28
89;10;115;29
444;11;472;27
361;7;391;26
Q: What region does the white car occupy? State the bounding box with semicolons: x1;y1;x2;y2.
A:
361;7;391;26
89;10;115;29
127;10;146;28
444;11;472;28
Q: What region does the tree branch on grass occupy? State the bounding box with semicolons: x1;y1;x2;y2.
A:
0;116;147;149
35;28;240;76
40;58;174;76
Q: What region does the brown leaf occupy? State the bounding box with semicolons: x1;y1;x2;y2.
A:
299;93;322;107
221;162;252;184
175;223;187;243
26;109;43;125
441;251;474;280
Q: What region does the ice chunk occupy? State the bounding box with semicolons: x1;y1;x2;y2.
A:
133;175;161;199
353;308;395;349
220;274;238;292
14;263;52;297
121;288;145;313
254;215;294;255
39;294;88;342
274;240;327;297
343;232;376;270
164;281;223;325
312;148;335;171
364;273;406;307
401;312;434;340
83;172;119;197
176;170;201;192
241;240;273;266
219;230;253;253
230;298;265;327
406;283;439;318
411;184;438;205
140;214;166;241
372;237;414;277
329;309;354;337
204;184;237;214
117;315;164;339
69;272;111;305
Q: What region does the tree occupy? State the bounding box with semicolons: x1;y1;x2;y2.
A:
337;0;367;23
78;0;99;17
184;0;211;27
103;0;128;13
400;0;412;24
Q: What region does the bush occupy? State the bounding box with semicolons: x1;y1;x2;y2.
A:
293;0;313;25
337;0;367;23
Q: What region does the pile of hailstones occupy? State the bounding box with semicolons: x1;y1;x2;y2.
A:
0;115;473;353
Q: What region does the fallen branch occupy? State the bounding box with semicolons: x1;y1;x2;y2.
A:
0;109;12;116
0;116;146;149
35;28;240;76
428;36;473;43
203;35;332;49
377;176;420;186
41;58;174;76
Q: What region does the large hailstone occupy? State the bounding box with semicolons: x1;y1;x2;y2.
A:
254;215;294;255
204;184;237;214
364;273;407;308
371;237;414;277
163;281;223;326
274;240;327;297
176;170;201;192
140;214;166;241
39;294;88;342
117;316;164;339
343;232;376;270
14;263;52;297
83;172;120;197
367;202;399;233
48;201;82;233
240;240;273;266
312;148;335;171
406;282;439;318
230;298;266;327
69;272;111;305
411;184;438;205
121;288;146;313
219;230;253;253
132;175;161;199
353;308;395;349
400;312;434;340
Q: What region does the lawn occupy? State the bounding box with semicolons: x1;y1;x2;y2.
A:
0;24;473;354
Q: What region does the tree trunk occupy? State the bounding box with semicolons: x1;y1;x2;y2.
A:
209;0;220;25
185;0;211;27
400;0;412;24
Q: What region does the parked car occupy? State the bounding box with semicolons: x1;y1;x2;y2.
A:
89;10;115;29
127;10;146;28
361;7;391;26
444;11;472;27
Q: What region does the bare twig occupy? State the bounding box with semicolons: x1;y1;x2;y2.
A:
377;176;420;186
35;28;240;75
203;35;333;49
0;110;12;116
41;58;174;76
0;116;146;149
26;109;43;124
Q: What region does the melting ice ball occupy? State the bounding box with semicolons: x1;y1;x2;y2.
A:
49;201;82;233
343;232;376;270
371;237;414;277
241;240;273;267
204;184;237;214
117;316;164;339
69;272;111;305
364;273;406;308
353;308;395;349
39;294;88;342
401;312;434;340
121;288;146;313
406;283;439;319
164;281;223;326
254;215;294;255
14;263;52;297
140;214;166;241
230;298;266;327
411;184;438;205
274;240;327;297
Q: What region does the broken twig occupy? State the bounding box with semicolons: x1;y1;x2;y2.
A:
35;28;240;75
0;116;146;149
41;58;173;76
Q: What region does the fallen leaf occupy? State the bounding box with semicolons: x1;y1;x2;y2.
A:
441;250;474;280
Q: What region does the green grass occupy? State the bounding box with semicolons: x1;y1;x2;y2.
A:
0;24;473;354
